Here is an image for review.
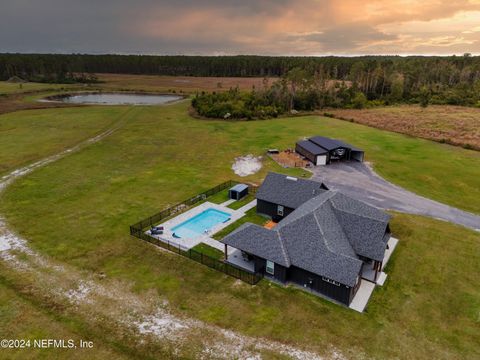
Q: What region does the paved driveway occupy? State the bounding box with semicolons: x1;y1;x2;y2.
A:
309;162;480;231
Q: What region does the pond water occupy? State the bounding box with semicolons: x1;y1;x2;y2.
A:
51;93;183;105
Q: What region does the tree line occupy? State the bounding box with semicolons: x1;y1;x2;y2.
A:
1;53;480;109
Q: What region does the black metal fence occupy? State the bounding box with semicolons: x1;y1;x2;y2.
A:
130;180;263;285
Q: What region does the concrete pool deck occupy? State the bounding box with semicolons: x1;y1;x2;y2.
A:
147;199;257;252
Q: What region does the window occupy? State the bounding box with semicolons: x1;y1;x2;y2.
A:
266;260;275;275
277;205;284;216
322;276;341;286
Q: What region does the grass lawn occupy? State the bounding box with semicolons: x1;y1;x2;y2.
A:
191;243;224;259
1;98;480;358
227;193;256;210
206;189;230;204
213;207;267;240
0;106;131;176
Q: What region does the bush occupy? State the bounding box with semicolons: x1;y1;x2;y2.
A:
352;92;367;109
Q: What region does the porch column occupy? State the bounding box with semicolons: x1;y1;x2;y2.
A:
374;261;379;282
224;244;228;261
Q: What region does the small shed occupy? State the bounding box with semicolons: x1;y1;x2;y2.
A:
229;184;249;200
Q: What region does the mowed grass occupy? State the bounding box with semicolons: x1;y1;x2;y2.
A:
0;106;130;176
191;243;224;259
1;101;480;358
213;207;267;240
227;193;256;210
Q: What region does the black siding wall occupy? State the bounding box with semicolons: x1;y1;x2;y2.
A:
287;266;353;305
252;256;355;305
256;199;294;222
253;256;287;283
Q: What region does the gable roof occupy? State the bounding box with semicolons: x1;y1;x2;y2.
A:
222;189;390;287
256;172;327;209
296;139;328;155
308;136;363;153
309;136;346;151
223;223;290;267
230;184;248;192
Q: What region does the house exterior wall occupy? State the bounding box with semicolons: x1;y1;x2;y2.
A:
287;265;355;305
251;254;356;305
256;199;294;222
253;256;287;283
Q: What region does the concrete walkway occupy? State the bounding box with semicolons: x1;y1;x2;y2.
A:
309;162;480;231
236;199;257;213
220;199;236;206
349;281;376;312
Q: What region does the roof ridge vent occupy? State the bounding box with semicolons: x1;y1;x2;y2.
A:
286;176;298;181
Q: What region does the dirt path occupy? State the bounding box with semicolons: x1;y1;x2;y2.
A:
0;109;334;359
309;162;480;231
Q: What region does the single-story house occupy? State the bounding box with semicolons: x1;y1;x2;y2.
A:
222;172;391;306
295;136;364;165
256;172;328;222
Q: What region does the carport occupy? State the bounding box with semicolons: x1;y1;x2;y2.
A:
296;135;365;166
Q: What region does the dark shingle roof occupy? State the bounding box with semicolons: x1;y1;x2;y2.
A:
256;172;326;209
296;140;328;155
222;185;390;286
330;193;390;261
222;223;290;267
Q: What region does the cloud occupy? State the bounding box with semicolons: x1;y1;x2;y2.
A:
0;0;479;55
290;24;398;51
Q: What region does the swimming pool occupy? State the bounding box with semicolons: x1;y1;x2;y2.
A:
172;208;231;238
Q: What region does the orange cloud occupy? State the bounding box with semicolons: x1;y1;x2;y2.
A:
133;0;480;54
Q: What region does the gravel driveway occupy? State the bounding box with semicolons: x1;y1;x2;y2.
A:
309;162;480;231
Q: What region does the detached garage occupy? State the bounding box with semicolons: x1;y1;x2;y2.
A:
296;136;364;166
295;140;328;166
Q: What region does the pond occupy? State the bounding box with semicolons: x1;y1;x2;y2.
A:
45;93;183;105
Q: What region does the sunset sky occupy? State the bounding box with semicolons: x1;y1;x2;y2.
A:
2;0;480;55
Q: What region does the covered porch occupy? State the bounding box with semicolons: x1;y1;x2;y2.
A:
361;236;399;286
223;245;255;272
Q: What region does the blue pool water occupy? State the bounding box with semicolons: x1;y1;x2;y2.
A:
172;208;231;238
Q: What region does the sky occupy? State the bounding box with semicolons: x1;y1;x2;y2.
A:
1;0;480;56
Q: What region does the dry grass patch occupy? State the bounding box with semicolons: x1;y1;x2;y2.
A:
96;73;278;93
327;105;480;150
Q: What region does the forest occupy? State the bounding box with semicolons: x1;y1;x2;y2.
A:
2;53;480;117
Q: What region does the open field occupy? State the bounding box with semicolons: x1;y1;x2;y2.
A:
0;275;129;360
0;97;479;358
327;105;480;150
95;73;278;93
0;107;129;176
0;81;71;95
